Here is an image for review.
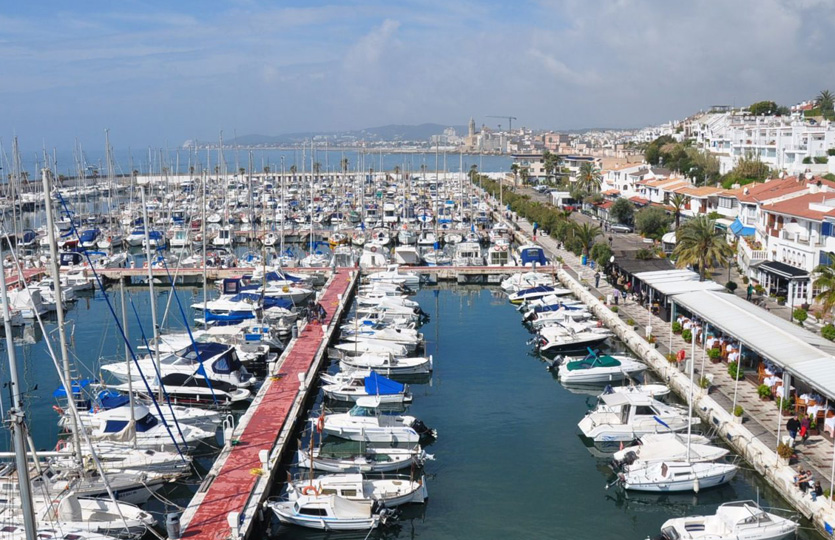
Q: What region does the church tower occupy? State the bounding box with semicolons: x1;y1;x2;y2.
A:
468;117;476;138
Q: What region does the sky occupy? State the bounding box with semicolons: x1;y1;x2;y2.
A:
2;0;835;151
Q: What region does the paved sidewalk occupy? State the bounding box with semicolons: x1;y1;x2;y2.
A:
498;207;835;487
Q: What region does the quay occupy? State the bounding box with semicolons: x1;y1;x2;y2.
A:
496;205;835;535
177;268;358;540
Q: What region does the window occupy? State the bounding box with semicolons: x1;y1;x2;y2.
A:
299;508;328;516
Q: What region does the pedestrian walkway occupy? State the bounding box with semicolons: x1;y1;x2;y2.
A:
500;208;835;491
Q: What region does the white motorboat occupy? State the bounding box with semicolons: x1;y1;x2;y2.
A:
332;340;408;358
514;244;549;267
339;352;433;377
37;495;156;539
318;398;436;443
365;265;421;287
536;326;611;357
266;493;394;531
322;370;412;405
84;404;215;452
557;352;646;384
296;446;430;473
508;285;571;304
613;432;730;469
500;271;555;293
356;292;420;309
286;473;427;507
578;392;698;442
340;323;423;352
618;460;738;492
653;500;798;540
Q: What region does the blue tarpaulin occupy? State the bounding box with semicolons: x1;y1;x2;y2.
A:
364;371;405;395
519;247;549;266
53;379;94;398
729;218;755;237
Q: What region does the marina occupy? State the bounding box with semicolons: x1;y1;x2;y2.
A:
0;164;828;540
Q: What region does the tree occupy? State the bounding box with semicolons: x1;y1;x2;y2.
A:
721;151;770;188
817;90;834;119
635;206;672;240
519;166;530;185
609;198;635;225
748;100;778;116
289;164;297;177
684;147;720;186
590;241;613;267
510;163;519;186
576;162;602;193
813;259;835;315
669;193;689;229
542;150;561;184
645;135;676;165
672;215;734;281
340;158;349;174
571;222;602;256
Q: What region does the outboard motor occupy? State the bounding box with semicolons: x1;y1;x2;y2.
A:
411;419;438;439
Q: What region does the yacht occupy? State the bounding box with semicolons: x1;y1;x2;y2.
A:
578;392;698;442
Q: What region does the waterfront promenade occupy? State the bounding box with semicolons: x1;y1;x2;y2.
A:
500;206;835;515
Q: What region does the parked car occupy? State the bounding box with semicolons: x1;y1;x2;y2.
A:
610;223;633;233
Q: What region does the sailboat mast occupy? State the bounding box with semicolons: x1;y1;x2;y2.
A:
140;187;163;401
120;280;137;448
0;239;36;540
41;168;83;459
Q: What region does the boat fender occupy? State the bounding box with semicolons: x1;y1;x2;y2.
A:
52;405;64;415
693;477;700;493
301;485;320;496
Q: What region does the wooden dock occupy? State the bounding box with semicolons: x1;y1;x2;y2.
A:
177;269;357;540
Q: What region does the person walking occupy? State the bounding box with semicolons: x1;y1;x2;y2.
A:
746;283;754;301
787;416;800;446
612;288;620;306
594;270;601;288
532;221;538;241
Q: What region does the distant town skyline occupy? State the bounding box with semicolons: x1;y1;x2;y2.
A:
3;0;835;151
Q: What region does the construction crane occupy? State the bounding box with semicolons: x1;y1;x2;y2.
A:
487;115;517;132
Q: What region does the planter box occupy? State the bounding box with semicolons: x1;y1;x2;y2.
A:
732;415;743;424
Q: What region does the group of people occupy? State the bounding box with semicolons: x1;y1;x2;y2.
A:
307;301;327;324
786;415;813;446
793;467;823;500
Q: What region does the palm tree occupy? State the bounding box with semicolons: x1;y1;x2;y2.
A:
519;166;530;186
393;165;400;182
812;259;835;315
572;222;602;256
510;163;519;186
672;215;733;281
576;162;602;193
818;90;834;119
340;158;349;175
669;193;689;229
289;164;297;178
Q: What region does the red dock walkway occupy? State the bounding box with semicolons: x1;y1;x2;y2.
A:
180;270;354;540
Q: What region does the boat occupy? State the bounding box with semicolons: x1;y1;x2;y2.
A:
508;285;571;304
322;371;413;405
578;392;698;442
618;460;738;492
651;500;798;540
266;493;395;531
296;445;430;473
286;473;427;507
82;404;215;452
339;352;433;377
452;242;484;266
612;432;730;469
500;271;555;293
317;398;436;443
514;244;549;267
535;326;611;356
556;351;646;384
365;265;421;287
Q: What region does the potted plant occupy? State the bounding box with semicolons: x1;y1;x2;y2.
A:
733;405;744;424
725;281;737;293
777;396;793;416
666;353;678;364
777;296;786;306
699;376;711;392
627;318;636;328
757;384;772;400
646;334;657;347
776;442;794;465
671;321;682;334
610;305;619;313
793;308;808;327
708;348;722;364
727;360;744;379
754;284;765;296
809;417;819;436
682;329;692;343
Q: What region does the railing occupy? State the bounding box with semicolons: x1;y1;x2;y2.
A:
780;229;823;247
738;240;767;262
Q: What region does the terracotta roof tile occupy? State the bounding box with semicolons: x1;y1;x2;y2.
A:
761;191;835;221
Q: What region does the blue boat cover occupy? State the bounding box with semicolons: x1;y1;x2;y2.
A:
229;292;293;309
519;247;549;266
517;285;554;296
364;371;404;395
533;302;580;314
96;390;130;410
53;379;94;398
729;218;755;237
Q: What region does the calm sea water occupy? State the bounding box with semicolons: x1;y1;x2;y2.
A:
23;149;514;178
275;286;824;540
0;285;824;539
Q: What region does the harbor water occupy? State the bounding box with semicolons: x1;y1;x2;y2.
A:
0;279;825;538
275;285;825;540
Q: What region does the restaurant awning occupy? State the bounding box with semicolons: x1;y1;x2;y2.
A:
672;290;835;400
729;217;755;237
633;269;725;297
757;260;809;280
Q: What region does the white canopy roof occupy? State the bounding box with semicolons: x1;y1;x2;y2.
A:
672;290;835;400
634;270;725;297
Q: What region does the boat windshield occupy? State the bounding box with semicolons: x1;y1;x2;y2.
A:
348;405;375;417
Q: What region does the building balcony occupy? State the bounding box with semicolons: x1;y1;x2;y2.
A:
738;238;768;269
780;229;823;247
